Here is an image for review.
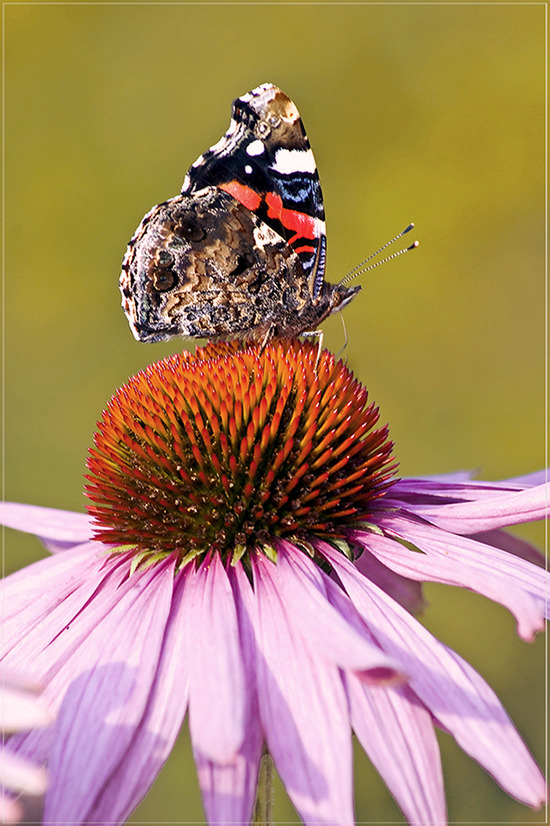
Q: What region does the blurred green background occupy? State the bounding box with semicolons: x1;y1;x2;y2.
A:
3;3;545;824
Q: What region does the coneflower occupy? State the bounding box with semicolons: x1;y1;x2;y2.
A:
1;340;547;825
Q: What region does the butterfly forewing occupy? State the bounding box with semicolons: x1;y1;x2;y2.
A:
181;83;327;294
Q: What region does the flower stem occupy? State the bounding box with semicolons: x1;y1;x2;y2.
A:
252;751;274;825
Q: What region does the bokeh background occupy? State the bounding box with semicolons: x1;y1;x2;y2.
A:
3;3;545;823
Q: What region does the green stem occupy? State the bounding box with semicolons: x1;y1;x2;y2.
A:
252;751;274;825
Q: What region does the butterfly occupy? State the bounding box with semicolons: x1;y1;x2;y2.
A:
120;83;360;343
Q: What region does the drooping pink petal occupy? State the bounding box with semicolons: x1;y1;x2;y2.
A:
353;548;426;613
186;554;246;763
0;671;50;822
275;541;403;680
87;567;191;823
250;553;354;826
1;545;125;670
348;522;546;640
0;794;22;824
469;528;546;567
497;470;548;487
41;558;177;824
1;748;48;795
391;470;546;503
0;674;52;732
395;483;549;533
0;502;93;552
398;470;476;484
380;515;548;612
320;566;445;821
193;745;261;826
2;553;177;825
194;564;264;826
319;541;547;808
346;677;446;826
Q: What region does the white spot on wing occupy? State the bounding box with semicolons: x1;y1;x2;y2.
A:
272;148;317;175
246;139;265;156
244;164;253;174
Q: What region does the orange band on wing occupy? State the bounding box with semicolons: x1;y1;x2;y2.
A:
265;192;318;241
220;184;319;244
220;181;262;212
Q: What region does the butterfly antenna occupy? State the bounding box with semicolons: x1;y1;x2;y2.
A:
339;223;418;286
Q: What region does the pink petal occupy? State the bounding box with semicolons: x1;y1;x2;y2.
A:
347;678;446;825
194;689;262;823
383;516;547;607
191;565;266;825
497;470;548;487
470;528;546;567
250;554;354;825
275;541;402;680
350;521;546;641
0;795;23;824
398;483;549;533
0;686;53;733
391;470;546;502
353;548;426;613
42;559;176;824
193;747;261;826
0;502;93;549
0;747;48;795
2;553;177;824
186;555;246;763
401;470;477;484
1;549;144;678
320;542;547;808
87;567;191;823
1;544;123;670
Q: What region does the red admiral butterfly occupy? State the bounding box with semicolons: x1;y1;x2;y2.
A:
120;83;360;343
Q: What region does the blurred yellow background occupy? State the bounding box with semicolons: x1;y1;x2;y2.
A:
3;3;545;823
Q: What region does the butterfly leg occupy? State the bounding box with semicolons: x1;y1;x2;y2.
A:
259;324;278;352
